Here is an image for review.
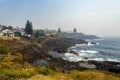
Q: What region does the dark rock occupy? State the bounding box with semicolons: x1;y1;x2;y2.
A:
42;38;87;53
87;60;120;73
18;43;49;63
91;42;96;44
69;51;78;55
48;59;120;73
33;59;48;66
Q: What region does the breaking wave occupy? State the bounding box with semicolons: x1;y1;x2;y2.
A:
49;37;120;62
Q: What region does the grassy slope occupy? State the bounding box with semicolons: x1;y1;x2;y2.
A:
25;70;120;80
0;37;120;80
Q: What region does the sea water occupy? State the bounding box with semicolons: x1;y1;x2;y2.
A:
62;37;120;62
49;37;120;62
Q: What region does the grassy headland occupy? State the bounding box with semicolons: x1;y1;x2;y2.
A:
0;36;120;80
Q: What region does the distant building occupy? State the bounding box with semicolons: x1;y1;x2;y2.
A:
14;31;21;36
1;29;14;37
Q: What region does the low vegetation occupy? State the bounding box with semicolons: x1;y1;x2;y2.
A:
0;37;120;80
0;45;8;54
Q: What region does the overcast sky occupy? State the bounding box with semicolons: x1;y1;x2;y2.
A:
0;0;120;37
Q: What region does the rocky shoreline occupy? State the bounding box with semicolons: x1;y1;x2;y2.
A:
42;38;88;53
18;38;120;73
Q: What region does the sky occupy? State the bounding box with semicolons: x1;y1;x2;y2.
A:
0;0;120;37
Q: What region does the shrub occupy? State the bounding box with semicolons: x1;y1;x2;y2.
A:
37;68;49;75
37;37;45;43
0;69;33;78
0;46;8;54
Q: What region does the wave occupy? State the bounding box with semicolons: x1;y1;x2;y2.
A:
79;50;98;54
49;50;120;62
88;58;120;62
87;42;95;46
62;50;102;62
66;38;120;62
69;42;99;49
96;42;100;45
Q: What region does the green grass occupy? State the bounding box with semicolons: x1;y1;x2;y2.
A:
0;69;33;79
36;68;49;75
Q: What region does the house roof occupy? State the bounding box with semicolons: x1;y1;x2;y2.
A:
2;29;13;33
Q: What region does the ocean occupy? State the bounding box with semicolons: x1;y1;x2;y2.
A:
59;37;120;62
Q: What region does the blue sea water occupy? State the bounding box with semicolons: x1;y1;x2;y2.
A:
67;37;120;62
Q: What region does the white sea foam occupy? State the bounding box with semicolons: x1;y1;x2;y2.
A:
68;44;86;49
87;58;120;62
49;50;120;62
76;44;86;46
96;42;100;45
87;42;95;46
62;52;84;62
69;41;99;50
106;58;120;62
79;50;98;54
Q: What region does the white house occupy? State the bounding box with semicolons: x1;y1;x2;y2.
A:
1;29;14;37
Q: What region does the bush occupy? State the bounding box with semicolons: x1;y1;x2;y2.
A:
0;69;33;78
0;46;8;54
37;37;45;43
37;68;49;75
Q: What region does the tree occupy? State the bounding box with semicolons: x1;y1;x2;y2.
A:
73;28;77;33
58;28;61;33
8;26;13;30
1;25;7;30
34;30;44;38
25;20;33;34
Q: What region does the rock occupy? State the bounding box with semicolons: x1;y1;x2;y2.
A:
45;57;51;61
79;62;96;69
49;51;61;58
18;43;49;63
83;57;88;62
87;60;120;73
69;51;78;55
42;38;87;53
33;59;48;66
91;42;96;44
